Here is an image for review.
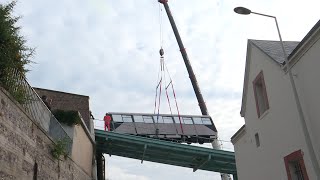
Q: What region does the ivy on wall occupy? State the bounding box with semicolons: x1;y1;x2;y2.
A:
51;138;68;160
53;110;81;126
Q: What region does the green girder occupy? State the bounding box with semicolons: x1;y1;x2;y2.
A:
95;129;237;175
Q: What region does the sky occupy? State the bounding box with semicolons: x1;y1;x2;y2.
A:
5;0;319;179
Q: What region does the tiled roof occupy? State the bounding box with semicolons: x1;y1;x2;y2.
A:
250;40;300;64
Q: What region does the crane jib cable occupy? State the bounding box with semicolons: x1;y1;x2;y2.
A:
154;79;162;114
156;57;164;124
165;90;172;114
156;76;162;124
152;3;184;134
153;55;184;134
163;60;184;135
170;81;184;135
165;81;173;115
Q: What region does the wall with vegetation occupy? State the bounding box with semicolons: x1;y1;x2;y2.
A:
0;88;92;180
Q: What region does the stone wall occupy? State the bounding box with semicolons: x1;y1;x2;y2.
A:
0;88;92;180
34;88;90;130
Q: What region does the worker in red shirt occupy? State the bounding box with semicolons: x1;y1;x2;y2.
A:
103;113;112;131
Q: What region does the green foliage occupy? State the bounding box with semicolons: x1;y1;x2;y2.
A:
53;110;81;126
51;138;68;160
9;84;28;104
2;74;30;104
0;1;34;104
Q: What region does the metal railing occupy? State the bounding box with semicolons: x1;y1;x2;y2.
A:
1;69;73;154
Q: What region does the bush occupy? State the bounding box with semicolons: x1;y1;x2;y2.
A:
53;109;81;126
51;138;68;160
0;1;34;103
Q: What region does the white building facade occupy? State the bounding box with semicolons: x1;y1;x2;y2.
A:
231;20;320;180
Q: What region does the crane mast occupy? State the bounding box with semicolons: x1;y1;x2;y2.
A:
158;1;231;179
158;0;208;116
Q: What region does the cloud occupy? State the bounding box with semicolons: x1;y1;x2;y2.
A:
105;155;222;180
108;165;150;180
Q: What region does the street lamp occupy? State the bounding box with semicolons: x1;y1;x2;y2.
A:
234;6;320;178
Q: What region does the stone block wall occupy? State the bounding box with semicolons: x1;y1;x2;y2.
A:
0;88;92;180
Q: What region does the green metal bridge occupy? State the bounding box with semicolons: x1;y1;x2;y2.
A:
95;129;238;179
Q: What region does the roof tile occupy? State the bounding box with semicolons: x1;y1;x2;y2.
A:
250;40;299;64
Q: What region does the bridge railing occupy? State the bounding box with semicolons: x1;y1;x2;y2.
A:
1;69;73;154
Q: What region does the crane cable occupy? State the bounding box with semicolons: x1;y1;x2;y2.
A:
153;4;184;134
158;3;163;48
164;62;184;135
154;4;164;115
154;4;164;124
153;63;162;114
156;58;163;124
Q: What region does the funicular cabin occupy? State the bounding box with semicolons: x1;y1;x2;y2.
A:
108;112;217;144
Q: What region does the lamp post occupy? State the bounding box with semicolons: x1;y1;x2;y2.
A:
234;7;320;178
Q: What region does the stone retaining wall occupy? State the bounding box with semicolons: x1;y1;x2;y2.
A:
0;88;92;180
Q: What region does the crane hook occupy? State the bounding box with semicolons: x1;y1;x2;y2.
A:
159;48;164;57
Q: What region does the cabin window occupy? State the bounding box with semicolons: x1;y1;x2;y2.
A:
173;117;183;124
193;117;203;124
201;118;212;125
153;116;163;123
284;150;309;180
253;71;269;117
133;116;144;122
183;117;193;124
143;116;154;123
193;118;202;124
112;115;123;122
163;116;173;123
122;115;133;122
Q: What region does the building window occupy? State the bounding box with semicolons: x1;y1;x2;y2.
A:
255;133;260;147
253;71;269;117
284;150;309;180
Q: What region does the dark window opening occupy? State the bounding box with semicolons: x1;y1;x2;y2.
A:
253;71;269;117
255;133;260;147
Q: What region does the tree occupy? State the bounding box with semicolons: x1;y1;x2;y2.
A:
0;1;34;103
